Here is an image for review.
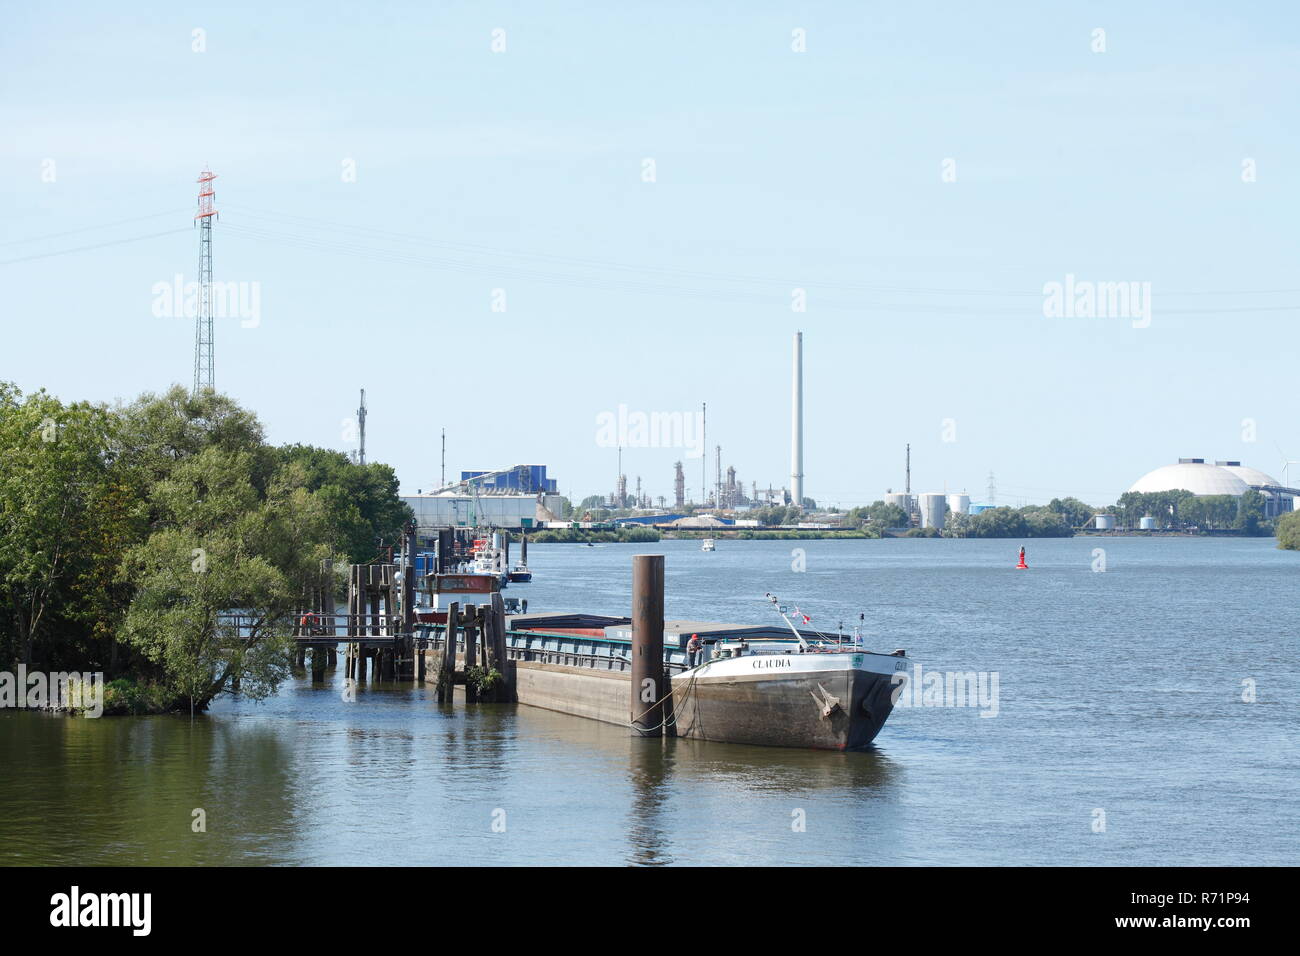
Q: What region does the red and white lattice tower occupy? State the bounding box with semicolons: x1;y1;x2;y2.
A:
193;167;218;392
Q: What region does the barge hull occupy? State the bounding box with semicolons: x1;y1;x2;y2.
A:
670;668;896;751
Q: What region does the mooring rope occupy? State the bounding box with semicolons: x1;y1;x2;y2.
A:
627;660;710;732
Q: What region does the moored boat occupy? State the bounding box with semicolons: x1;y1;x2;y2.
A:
668;642;904;750
501;595;906;751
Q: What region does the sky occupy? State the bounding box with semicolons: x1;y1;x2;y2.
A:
3;1;1298;508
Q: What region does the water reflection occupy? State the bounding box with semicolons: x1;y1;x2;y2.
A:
626;738;674;866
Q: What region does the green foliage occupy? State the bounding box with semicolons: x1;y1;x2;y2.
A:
1113;488;1271;534
1235;489;1267;535
1278;511;1300;550
464;665;503;696
275;445;412;563
1046;497;1097;529
944;506;1072;538
847;501;910;530
0;381;410;713
101;677;172;716
0;386;122;669
750;505;802;526
1114;489;1196;529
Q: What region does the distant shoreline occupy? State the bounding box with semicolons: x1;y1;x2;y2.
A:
532;528;1274;543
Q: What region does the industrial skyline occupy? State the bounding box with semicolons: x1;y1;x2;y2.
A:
4;3;1297;508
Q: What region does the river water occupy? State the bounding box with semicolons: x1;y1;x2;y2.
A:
2;536;1297;866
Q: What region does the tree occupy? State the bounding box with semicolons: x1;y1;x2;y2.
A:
1235;489;1267;535
1278;511;1300;550
275;445;411;563
0;382;414;711
0;386;118;668
119;445;338;712
1047;497;1095;529
867;501;910;529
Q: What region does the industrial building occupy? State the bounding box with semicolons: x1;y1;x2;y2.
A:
405;464;566;529
403;492;567;530
1128;459;1297;518
458;464;557;495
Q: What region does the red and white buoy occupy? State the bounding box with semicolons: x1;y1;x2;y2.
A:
1015;547;1028;569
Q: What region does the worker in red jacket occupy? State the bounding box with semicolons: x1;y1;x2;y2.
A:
686;633;702;669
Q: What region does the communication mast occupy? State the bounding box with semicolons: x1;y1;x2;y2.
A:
193;167;218;392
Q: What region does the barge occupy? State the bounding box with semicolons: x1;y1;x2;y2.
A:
501;610;906;751
414;567;905;751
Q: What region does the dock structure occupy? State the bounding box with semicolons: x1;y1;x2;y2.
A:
280;546;898;750
279;540;694;737
427;591;516;704
286;522;427;683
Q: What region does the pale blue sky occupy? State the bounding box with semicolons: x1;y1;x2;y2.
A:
3;1;1297;507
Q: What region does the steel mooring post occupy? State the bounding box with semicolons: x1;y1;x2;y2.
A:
630;555;665;737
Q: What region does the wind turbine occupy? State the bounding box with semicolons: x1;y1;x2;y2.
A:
1273;442;1299;489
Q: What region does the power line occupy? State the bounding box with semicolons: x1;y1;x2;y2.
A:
0;228;190;266
0;209;189;247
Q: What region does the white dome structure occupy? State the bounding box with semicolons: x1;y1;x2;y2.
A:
1128;462;1249;496
1218;464;1280;488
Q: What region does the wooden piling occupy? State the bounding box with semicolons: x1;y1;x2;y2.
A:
491;593;508;667
630;554;665;737
464;607;479;703
401;522;416;680
310;645;326;682
489;592;513;702
438;602;459;703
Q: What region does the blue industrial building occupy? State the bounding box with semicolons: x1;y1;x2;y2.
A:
460;464;558;494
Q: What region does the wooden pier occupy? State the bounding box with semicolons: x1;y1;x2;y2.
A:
277;522;518;701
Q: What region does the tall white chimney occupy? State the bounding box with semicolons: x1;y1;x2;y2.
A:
791;331;804;507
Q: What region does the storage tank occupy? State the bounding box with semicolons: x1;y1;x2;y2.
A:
1139;515;1156;530
947;493;971;516
918;493;946;530
884;493;913;515
1094;514;1116;531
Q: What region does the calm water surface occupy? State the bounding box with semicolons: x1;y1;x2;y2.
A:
2;536;1297;865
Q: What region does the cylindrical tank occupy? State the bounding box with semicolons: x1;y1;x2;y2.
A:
947;493;971;516
918;493;946;530
1094;514;1116;531
884;493;913;515
1139;516;1156;530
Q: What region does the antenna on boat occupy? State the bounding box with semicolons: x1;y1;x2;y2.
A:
764;593;811;650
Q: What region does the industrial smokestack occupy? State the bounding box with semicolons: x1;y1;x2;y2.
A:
791;331;804;507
